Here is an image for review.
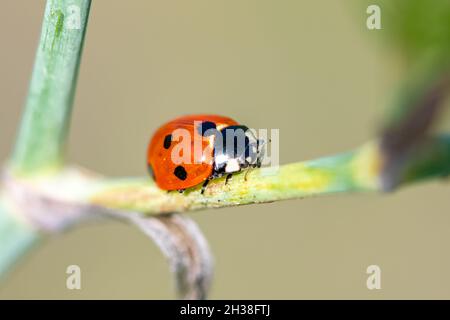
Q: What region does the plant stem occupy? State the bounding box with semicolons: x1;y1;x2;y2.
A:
88;136;450;216
11;0;92;175
0;0;91;280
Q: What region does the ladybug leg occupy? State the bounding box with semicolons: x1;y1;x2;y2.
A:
244;169;250;181
177;189;185;194
256;156;262;168
201;179;210;195
225;173;233;185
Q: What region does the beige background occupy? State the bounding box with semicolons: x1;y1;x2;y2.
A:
0;0;450;299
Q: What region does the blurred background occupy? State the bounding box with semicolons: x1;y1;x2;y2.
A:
1;0;450;299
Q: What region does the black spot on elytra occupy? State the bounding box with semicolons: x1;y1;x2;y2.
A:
163;134;172;149
198;121;217;136
174;165;187;180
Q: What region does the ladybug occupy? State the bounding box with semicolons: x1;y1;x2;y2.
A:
147;114;264;192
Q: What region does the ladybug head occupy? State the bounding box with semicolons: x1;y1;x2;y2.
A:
212;125;265;176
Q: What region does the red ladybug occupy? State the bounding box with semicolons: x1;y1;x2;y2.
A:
147;114;263;192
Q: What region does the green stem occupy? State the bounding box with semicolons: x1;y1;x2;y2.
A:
90;142;382;215
11;0;91;175
89;136;450;216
